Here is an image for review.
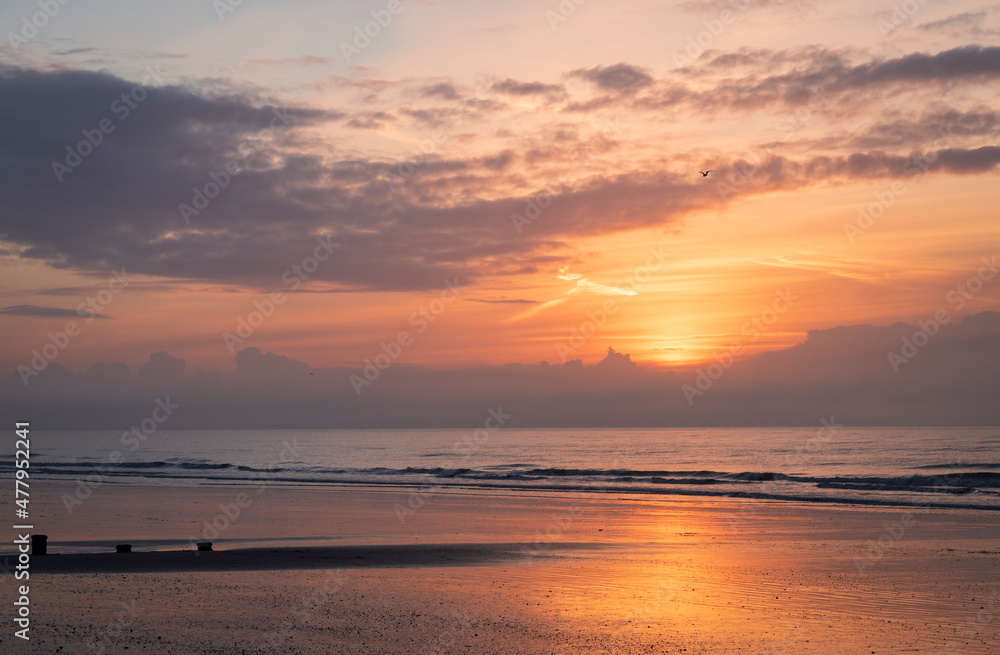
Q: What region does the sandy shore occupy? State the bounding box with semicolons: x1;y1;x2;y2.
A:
2;481;999;654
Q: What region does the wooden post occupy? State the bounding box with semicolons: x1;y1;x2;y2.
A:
31;534;47;556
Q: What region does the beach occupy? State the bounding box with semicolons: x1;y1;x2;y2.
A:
3;0;1000;650
4;481;998;654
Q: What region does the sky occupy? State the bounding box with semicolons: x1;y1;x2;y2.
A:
1;0;999;426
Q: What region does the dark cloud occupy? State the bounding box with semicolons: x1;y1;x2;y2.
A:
83;361;131;386
480;151;513;170
138;351;185;386
570;63;654;93
491;78;565;96
708;146;1000;196
636;46;1000;113
697;46;848;74
562;96;621;113
461;97;507;114
345;111;395;130
934;146;1000;172
420;82;461;100
848;107;1000;150
16;288;86;297
0;304;108;319
3;313;998;428
399;95;506;128
235;347;310;380
848;45;1000;86
762;45;1000;100
0;65;996;295
763;107;1000;154
15;282;178;296
399;107;455;127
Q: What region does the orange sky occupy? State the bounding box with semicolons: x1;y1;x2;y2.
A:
1;0;999;376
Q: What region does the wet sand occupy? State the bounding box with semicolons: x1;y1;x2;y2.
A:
28;542;598;574
2;482;999;653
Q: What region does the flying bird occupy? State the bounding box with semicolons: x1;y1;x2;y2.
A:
699;170;712;177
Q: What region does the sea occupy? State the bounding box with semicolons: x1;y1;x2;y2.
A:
14;426;1000;512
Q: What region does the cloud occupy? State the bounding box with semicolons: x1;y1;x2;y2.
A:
3;313;999;427
399;107;455;127
761;106;1000;153
0;68;676;290
480;150;513;170
846;107;1000;150
847;45;1000;86
738;45;1000;100
708;145;1000;196
919;11;997;37
345;111;395;130
14;282;177;297
138;351;185;386
935;145;1000;172
631;46;1000;114
83;361;131;386
690;46;853;82
0;304;108;319
570;63;655;92
420;82;461;100
0;64;997;296
54;47;98;56
235;346;310;379
492;78;565;97
557;267;638;296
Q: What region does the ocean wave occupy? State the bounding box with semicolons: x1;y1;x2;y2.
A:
812;473;1000;490
10;460;1000;511
730;471;788;481
817;482;975;494
22;469;998;512
25;458;237;471
17;462;1000;485
913;462;1000;470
